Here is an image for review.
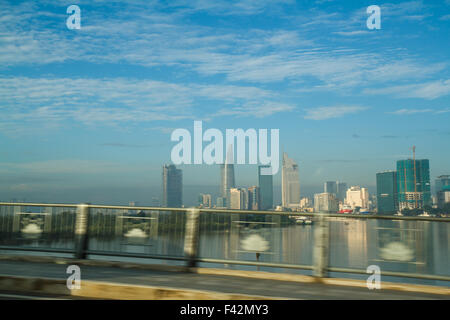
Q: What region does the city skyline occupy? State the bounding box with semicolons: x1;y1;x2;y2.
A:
160;152;444;212
1;147;448;208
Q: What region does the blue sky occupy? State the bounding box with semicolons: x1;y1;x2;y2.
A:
0;0;449;205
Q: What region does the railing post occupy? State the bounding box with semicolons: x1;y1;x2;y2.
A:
184;208;200;268
75;203;90;259
313;213;329;278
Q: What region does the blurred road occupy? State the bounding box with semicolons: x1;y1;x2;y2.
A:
0;260;448;299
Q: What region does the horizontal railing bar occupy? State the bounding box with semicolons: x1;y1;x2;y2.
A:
231;221;277;224
1;202;448;222
0;246;74;254
0;202;78;208
328;267;450;281
375;227;423;231
14;212;51;215
85;250;188;261
86;205;186;212
195;258;314;270
324;213;450;222
117;217;157;220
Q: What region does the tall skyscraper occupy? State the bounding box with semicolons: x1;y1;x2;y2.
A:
376;171;398;214
345;186;369;209
397;159;431;210
162;164;182;208
258;165;273;210
324;181;346;202
324;181;337;195
314;193;339;213
336;182;347;202
248;186;259;210
220;145;235;207
282;153;300;209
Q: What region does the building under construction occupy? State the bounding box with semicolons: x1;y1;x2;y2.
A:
396;158;431;210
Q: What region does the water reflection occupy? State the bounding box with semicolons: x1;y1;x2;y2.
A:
1;215;448;286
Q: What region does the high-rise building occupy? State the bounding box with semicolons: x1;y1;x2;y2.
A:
229;187;247;210
162;164;182;208
248;186;259;210
345;186;369;209
198;193;212;208
314;193;339;213
242;188;249;210
376;171;398;214
324;181;347;202
435;175;450;193
258;165;273;210
324;181;337;195
216;197;227;208
437;186;450;209
336;182;347;202
282;153;300;209
220;145;235;207
397;159;431;210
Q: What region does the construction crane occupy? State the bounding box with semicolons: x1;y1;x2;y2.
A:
412;145;418;209
403;159;407;210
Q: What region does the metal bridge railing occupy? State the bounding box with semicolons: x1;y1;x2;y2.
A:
0;202;449;284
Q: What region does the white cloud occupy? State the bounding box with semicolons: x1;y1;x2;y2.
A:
168;0;294;16
389;108;450;115
304;105;368;120
364;80;450;99
381;1;425;17
333;31;370;36
388;108;433;115
0;0;445;93
0;76;292;134
214;102;295;118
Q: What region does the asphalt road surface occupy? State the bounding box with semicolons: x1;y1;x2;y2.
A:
0;260;448;300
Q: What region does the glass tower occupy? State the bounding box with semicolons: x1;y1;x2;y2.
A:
337;182;347;202
220;145;235;207
376;171;398;214
258;165;273;210
324;181;337;195
162;164;182;208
